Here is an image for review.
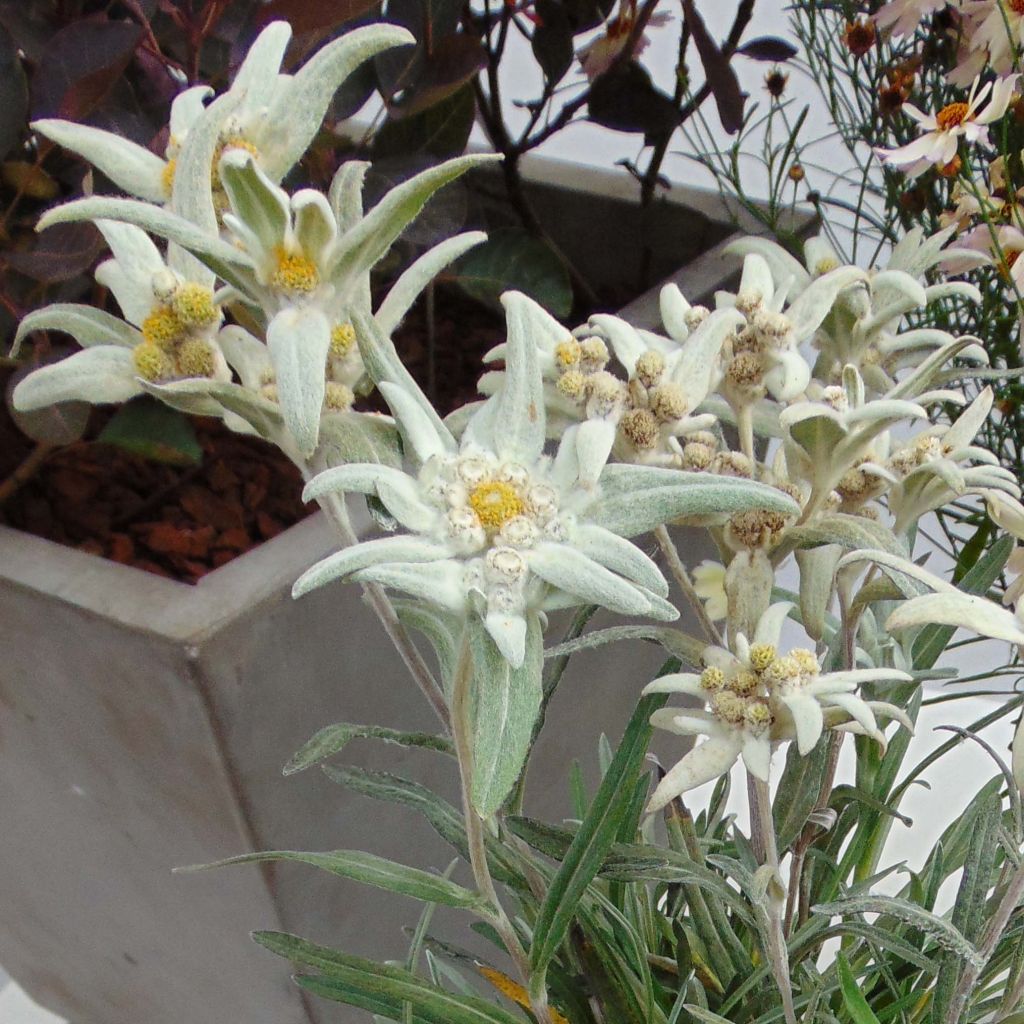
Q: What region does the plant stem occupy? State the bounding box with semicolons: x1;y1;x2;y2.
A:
449;634;554;1024
0;441;53;505
314;488;451;732
654;524;724;646
749;774;798;1024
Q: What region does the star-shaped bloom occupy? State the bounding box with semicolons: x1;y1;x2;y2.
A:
294;293;801;667
643;603;913;812
12;220;230;413
876;75;1019;178
32;22;411;205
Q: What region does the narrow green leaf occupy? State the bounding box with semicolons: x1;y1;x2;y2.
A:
837;953;882;1024
470;613;543;818
253;932;524;1024
528;678;673;983
773;733;832;852
284;723;453;776
180;849;485;910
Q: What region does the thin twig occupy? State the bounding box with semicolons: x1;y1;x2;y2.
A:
654;524;724;646
0;441;54;505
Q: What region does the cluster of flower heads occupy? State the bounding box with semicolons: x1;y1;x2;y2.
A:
12;18;1024;807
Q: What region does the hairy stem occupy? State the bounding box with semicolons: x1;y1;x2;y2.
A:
654;524;724;646
450;634;553;1024
749;774;798;1024
314;488;451;732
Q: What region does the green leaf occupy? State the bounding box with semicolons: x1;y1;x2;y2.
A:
531;1;573;84
543;625;704;666
12;303;139;357
294;974;431;1024
470;613;543;818
97;396;202;466
773;733;832;852
253;932;524;1024
284;724;453;775
453;228;572;320
321;765;521;886
180;850;485;910
783;513;907;558
528;679;672;987
836;953;882;1024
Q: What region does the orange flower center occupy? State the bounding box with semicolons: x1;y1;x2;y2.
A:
1010;0;1024;16
936;102;970;130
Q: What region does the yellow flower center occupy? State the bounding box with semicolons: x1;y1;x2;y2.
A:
211;136;260;188
324;382;355;411
468;480;525;530
749;643;776;672
161;158;177;198
555;338;581;368
271;246;320;294
132;342;175;382
936;102;970;131
171;283;219;328
330;322;357;357
141;305;184;349
175;338;217;378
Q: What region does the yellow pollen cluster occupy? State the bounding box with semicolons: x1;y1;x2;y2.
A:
748;643;776;672
211;136;260;187
330;322;357;357
271;246;320;294
700;666;725;691
161;158;177;197
730;670;759;696
712;691;747;724
468;480;525;530
620;408;659;449
141;305;184;349
324;382;355;411
176;338;217;378
744;701;773;731
764;655;802;686
171;283;219;328
791;648;819;675
936;101;970;131
556;370;587;399
634;349;665;388
555;338;581;368
132;343;175;382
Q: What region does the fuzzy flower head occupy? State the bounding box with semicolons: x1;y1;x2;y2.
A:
643;603;913;811
876;75;1019;179
294;293;696;667
12;221;230;413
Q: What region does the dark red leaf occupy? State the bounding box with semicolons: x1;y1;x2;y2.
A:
31;19;143;121
737;36;798;62
681;0;745;134
255;0;383;34
531;0;574;84
388;34;484;119
4;223;104;283
587;62;679;137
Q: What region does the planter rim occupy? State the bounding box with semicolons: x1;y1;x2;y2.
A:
0;154;813;638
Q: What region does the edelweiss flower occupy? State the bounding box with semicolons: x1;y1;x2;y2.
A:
294;293;801;666
294;293;684;667
644;603;913;811
876;75;1019;179
32;22;411;204
12;221;229;412
886;386;1019;530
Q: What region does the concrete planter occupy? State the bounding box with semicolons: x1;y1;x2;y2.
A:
0;157;810;1024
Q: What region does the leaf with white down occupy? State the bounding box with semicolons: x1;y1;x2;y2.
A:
352;561;468;613
329;154;500;296
786;265;866;339
230;20;292;114
375;232;488;335
352;309;456;448
32;119;167;202
590;476;800;538
527;542;665;618
572;523;669;597
470;613;543;817
12;347;141;410
38;197;253;292
303;463;436;531
293;190;338;267
725;236;811;294
378;381;453;463
267;305;331;457
12;304;140;356
218;151;289;254
263;24;417;179
886;592;1024;646
293;536;449;598
329;159;369;231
